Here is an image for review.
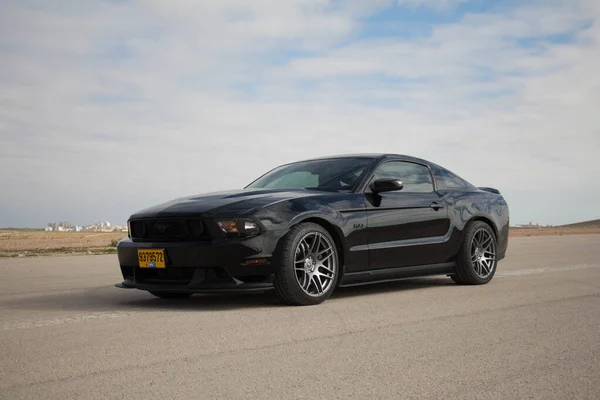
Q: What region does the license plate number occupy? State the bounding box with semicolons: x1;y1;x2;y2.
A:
138;249;166;268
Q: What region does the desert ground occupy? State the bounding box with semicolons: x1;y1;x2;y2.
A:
509;226;600;237
1;234;598;400
1;225;600;257
0;230;127;257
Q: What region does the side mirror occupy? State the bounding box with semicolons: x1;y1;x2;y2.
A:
369;179;403;194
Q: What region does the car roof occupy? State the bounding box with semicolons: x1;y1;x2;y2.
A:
292;153;433;165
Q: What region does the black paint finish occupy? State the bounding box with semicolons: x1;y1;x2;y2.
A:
116;154;509;294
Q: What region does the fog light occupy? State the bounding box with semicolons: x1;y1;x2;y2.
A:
188;219;204;237
246;258;268;265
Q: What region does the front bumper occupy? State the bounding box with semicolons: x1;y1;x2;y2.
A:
115;231;282;293
115;280;274;294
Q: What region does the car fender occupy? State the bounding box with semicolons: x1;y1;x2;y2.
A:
445;191;509;258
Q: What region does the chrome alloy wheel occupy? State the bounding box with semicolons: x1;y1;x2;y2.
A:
470;228;496;278
294;232;337;297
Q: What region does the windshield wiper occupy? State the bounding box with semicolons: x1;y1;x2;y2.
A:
304;187;339;193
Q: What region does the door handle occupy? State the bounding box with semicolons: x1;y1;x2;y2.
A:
430;202;444;210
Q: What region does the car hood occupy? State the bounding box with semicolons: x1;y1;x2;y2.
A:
129;188;327;219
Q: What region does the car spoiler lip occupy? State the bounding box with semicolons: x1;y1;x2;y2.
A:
478;187;501;194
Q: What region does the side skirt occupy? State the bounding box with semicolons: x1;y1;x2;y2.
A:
339;262;456;287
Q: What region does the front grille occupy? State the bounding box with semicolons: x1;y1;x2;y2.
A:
133;267;232;286
135;268;194;285
129;218;210;242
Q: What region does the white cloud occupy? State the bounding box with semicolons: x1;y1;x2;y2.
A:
395;0;469;8
0;0;599;227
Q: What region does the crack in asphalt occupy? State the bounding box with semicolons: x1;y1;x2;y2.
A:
0;311;134;331
496;263;600;276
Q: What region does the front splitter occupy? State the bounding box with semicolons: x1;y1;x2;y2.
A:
115;281;274;294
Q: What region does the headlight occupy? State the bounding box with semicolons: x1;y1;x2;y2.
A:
216;218;261;237
242;220;261;236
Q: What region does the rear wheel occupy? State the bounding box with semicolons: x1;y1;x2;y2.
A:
148;291;192;299
452;221;498;285
273;222;339;306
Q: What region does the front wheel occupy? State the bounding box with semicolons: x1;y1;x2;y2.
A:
452;221;498;285
273;222;339;306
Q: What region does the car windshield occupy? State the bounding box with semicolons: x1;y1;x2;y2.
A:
246;157;374;192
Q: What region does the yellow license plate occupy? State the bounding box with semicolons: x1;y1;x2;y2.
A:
138;249;166;268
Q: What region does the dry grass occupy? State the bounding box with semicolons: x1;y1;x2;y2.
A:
509;226;600;237
0;230;128;257
1;226;599;257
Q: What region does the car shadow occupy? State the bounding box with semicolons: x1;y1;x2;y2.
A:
7;285;281;313
332;277;453;299
9;277;455;313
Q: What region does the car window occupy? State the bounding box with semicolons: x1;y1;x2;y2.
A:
263;171;319;188
246;157;373;192
371;161;434;193
437;167;475;190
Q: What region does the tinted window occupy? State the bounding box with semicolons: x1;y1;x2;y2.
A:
262;171;318;188
371;162;434;193
246;158;373;192
437;168;475;190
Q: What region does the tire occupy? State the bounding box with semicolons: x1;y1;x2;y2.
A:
273;222;339;306
148;291;193;299
452;221;498;285
449;273;469;285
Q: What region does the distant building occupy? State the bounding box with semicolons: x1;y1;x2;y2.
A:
45;220;127;232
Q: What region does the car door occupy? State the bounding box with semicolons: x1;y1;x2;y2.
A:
364;160;451;270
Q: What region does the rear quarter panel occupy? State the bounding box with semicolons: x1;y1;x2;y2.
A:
441;189;510;260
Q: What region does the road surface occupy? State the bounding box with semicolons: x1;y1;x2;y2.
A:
1;235;599;399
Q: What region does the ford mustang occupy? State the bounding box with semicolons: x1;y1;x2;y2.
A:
116;153;509;305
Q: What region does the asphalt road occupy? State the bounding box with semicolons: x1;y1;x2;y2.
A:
1;235;599;400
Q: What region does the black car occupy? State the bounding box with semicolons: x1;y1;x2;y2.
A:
116;154;509;306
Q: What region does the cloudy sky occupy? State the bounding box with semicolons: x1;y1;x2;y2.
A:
1;0;599;228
